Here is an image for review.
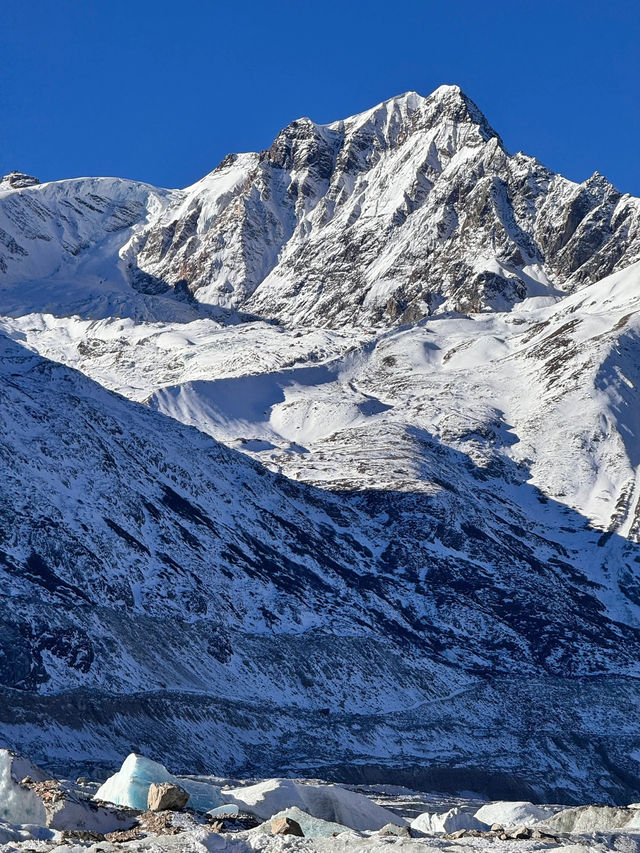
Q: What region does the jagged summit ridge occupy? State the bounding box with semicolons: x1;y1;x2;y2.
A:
126;85;640;326
1;85;638;328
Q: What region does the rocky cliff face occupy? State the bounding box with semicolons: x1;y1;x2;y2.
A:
3;87;640;803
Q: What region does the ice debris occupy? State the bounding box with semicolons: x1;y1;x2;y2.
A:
0;749;136;833
0;820;59;845
542;805;640;833
94;753;224;813
225;778;404;831
0;749;48;825
474;801;557;827
411;806;487;834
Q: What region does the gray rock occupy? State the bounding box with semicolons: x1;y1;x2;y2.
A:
378;823;411;837
509;826;532;839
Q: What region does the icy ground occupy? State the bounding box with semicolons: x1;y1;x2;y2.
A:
4;751;640;853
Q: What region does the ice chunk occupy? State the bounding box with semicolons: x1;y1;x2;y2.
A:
0;749;133;833
95;754;223;812
411;807;487;834
207;805;240;818
474;801;557;827
0;820;58;845
0;749;48;825
225;778;404;831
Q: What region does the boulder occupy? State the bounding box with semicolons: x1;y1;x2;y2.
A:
271;817;304;836
510;825;532;839
147;783;189;812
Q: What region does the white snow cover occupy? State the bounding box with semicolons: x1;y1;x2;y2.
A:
410;807;487;834
225;779;404;831
474;801;557;827
95;754;223;812
0;750;47;826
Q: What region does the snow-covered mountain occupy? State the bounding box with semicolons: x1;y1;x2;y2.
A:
104;86;640;325
3;86;640;803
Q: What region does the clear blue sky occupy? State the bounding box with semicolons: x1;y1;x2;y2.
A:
1;0;638;194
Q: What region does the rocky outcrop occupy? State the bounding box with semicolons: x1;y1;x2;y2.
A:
0;171;40;189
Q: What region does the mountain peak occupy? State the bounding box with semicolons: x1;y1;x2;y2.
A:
327;85;501;148
424;84;501;143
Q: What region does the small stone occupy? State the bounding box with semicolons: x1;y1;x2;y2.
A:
510;826;532;839
378;823;411;837
491;823;504;832
449;829;467;838
210;820;225;833
147;782;190;812
532;829;557;841
271;817;304;836
20;776;33;785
